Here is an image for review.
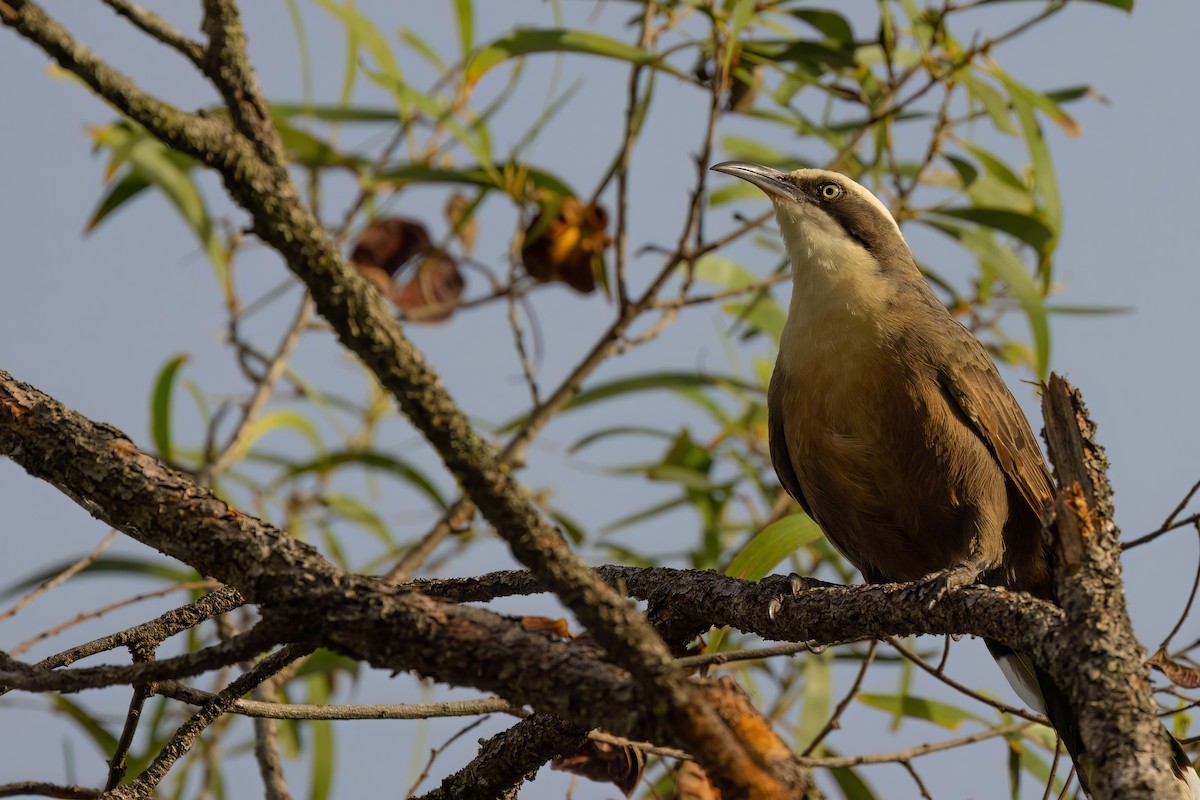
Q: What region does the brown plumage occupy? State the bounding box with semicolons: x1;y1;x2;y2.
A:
711;161;1197;798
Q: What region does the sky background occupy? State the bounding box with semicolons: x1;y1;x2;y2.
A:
2;1;1199;798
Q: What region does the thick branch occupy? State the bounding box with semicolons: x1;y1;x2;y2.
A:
1042;374;1182;798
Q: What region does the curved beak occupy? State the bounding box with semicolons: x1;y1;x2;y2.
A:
710;161;803;203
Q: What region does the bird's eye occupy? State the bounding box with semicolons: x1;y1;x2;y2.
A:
820;183;843;201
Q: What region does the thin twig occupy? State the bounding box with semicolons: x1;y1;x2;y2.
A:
801;641;877;756
99;0;204;66
202;293;312;484
887;636;1044;722
111;644;314;797
0;529;117;623
11;580;219;656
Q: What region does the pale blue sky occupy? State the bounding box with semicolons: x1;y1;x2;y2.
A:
2;2;1198;798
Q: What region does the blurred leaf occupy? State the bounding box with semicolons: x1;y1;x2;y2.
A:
961;73;1017;135
150;353;189;463
742;39;857;70
310;0;406;116
306;675;334;800
928;208;1054;255
943;155;978;189
725;0;757;74
725;513;821;581
88;124;226;290
277;449;447;509
788;8;853;42
568;425;672;454
0;557;196;601
320;492;393;546
859;693;988;731
86;172;153;232
372;162;574;199
996;72;1064;236
830;765;876;800
49;696;118;755
797;651;833;748
1006;729;1065;797
364;70;499;181
235;410;323;463
466;29;687;86
500;372;760;432
399;26;445;71
453;0;474;58
270;103;398;122
275;120;366;170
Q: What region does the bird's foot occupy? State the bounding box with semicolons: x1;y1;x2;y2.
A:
767;573;837;620
908;559;987;610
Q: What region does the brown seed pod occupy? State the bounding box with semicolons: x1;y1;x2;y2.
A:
349;217;432;277
520;197;610;294
391;250;465;324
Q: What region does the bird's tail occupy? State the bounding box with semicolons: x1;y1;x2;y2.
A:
985;639;1200;799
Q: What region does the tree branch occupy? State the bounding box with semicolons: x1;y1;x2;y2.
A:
1041;374;1183;797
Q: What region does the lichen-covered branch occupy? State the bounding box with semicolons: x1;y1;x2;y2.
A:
1042;374;1182;797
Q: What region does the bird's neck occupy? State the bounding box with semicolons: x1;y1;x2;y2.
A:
777;229;896;363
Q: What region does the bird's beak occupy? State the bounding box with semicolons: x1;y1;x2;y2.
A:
710;161;804;204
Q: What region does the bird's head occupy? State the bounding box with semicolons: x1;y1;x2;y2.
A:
710;162;913;282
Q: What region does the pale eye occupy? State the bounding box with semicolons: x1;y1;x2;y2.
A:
820;183;843;200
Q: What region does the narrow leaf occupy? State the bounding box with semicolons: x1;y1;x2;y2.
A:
150;354;189;462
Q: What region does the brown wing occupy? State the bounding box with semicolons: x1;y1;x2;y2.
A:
937;333;1055;524
768;396;811;517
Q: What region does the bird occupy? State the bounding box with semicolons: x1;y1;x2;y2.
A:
710;160;1199;798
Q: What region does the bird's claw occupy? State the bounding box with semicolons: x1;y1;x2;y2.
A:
907;561;985;610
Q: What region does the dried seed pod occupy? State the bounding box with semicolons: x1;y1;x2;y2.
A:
391;250;464;324
520;197;610;294
349;217;431;277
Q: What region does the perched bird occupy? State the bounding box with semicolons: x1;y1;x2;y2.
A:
711;161;1199;798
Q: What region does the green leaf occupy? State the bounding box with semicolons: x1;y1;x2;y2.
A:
568;425;672;454
858;693;989;731
89;124;226;292
274;449;447;509
995;72;1064;235
275;119;366;170
830;764;877;800
310;0;406;115
371;162;574;199
1076;0;1133;12
320;492;393;546
788;9;853;41
236;410;323;462
466;29;687;86
499;372;761;432
725;0;757;74
742;39;858;70
150;354;189;463
796;651;833;748
961;73;1017;135
725;513;822;581
86;172;153;232
943;155;978;189
1006;727;1065;796
928;208;1054;255
49;696;119;755
453;0;474;58
270;103;399;123
306;676;335;800
399;27;445;71
1;557;197;601
364;70;498;181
